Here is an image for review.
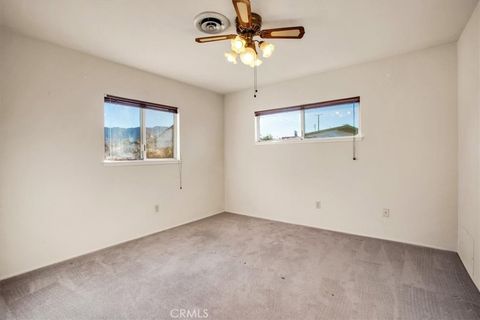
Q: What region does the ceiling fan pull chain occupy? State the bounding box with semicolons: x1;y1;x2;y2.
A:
253;64;256;98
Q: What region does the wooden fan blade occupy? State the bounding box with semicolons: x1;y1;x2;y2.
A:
260;26;305;39
232;0;252;28
195;34;237;43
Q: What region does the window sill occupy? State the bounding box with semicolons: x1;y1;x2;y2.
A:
255;135;364;145
103;159;181;166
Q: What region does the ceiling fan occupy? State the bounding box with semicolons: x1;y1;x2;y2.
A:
195;0;305;67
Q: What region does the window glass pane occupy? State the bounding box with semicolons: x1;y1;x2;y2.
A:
104;103;142;160
145;109;174;159
304;103;359;139
258;110;301;141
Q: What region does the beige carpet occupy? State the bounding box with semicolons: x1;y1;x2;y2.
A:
1;212;479;320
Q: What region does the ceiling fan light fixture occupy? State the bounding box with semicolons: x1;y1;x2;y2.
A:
231;36;246;54
240;46;257;66
224;51;238;64
246;57;262;68
259;41;275;58
251;58;262;67
194;0;305;69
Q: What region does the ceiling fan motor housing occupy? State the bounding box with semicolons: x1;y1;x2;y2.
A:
236;12;262;37
194;12;230;34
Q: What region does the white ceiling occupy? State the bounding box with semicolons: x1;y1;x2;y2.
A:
0;0;477;93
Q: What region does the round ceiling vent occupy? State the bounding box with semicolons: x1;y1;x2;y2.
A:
194;12;230;34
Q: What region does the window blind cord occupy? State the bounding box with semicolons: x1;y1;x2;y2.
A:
352;102;357;161
179;160;183;190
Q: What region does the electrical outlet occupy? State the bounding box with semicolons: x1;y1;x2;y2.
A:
382;208;390;218
315;201;321;209
154;205;160;213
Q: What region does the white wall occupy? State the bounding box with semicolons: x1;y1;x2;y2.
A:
458;3;480;287
224;44;458;251
0;25;463;280
0;28;224;280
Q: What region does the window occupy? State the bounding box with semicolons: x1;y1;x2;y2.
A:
255;97;360;143
104;95;178;162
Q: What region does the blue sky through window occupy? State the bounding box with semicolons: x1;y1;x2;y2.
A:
145;109;174;128
104;103;174;128
305;103;359;133
104;103;140;128
259;110;300;139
